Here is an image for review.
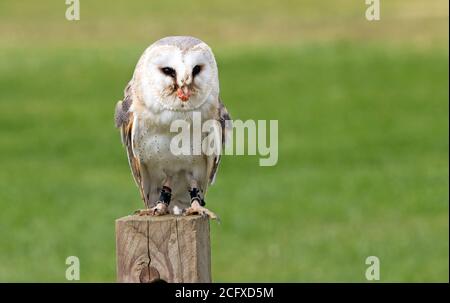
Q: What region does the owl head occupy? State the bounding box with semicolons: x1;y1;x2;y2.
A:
133;36;219;112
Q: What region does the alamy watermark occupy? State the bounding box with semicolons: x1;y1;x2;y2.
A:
169;113;278;166
365;0;380;21
365;256;380;281
65;256;80;281
65;0;80;21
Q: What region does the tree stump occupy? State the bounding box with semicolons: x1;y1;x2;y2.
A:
115;214;211;283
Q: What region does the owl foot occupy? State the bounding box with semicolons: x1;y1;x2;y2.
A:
134;203;169;216
150;202;169;216
134;209;152;216
183;199;220;222
134;186;172;216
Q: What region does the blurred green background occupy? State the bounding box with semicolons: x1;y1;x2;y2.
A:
0;0;448;282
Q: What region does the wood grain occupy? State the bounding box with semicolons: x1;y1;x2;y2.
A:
116;215;211;283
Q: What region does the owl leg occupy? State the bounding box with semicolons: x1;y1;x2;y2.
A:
136;177;172;216
183;181;220;221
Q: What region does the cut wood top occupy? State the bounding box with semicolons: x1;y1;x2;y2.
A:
116;214;205;223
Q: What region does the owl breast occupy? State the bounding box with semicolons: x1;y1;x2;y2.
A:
131;111;208;208
134;127;206;175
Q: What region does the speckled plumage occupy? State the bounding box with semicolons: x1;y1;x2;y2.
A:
115;36;231;213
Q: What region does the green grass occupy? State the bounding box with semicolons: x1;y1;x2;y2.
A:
0;44;447;282
0;0;448;282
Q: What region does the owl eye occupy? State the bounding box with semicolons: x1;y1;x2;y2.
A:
192;65;202;77
160;67;176;78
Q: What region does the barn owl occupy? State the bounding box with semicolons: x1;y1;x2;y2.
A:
114;36;231;219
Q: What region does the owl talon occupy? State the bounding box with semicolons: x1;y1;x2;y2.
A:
134;209;153;216
150;202;169;216
183;200;219;221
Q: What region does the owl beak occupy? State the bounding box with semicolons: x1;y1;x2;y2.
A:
176;86;191;102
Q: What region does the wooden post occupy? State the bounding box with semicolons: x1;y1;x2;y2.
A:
115;214;211;283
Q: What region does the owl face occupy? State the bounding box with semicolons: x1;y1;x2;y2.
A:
137;41;219;112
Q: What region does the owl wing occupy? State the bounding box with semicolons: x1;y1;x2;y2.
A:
114;81;147;204
207;97;232;186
